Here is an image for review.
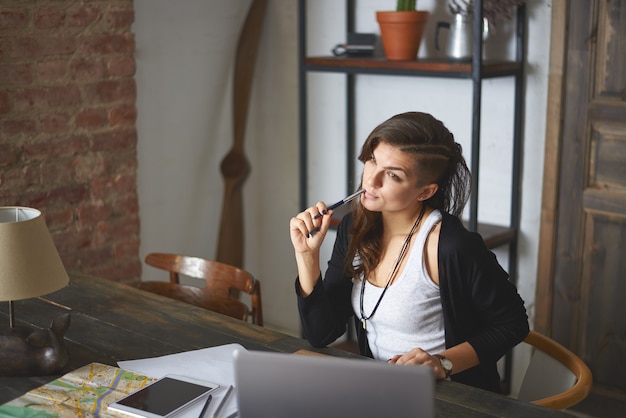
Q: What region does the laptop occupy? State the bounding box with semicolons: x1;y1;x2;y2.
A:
233;350;434;418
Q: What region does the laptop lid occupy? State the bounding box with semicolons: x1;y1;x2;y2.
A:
233;350;434;418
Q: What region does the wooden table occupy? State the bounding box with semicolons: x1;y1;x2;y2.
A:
0;274;572;417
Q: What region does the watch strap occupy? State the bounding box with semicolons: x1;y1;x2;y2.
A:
433;354;453;378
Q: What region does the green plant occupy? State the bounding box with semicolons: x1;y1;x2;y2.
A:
448;0;523;25
396;0;416;11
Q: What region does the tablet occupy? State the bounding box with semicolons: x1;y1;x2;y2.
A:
108;374;220;418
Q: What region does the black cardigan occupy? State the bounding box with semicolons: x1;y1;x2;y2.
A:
296;212;529;393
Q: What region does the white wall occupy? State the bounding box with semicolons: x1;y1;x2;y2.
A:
133;0;551;395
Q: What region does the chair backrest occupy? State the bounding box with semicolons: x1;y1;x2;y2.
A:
518;330;592;410
139;253;263;326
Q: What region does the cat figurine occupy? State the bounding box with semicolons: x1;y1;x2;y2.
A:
0;313;70;376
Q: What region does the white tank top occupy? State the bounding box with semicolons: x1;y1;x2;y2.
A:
351;210;445;360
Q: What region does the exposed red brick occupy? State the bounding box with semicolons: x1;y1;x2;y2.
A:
42;207;74;232
106;8;134;30
36;59;68;82
107;56;135;77
111;194;139;217
0;62;33;86
93;221;109;246
39;111;71;133
91;173;136;199
89;259;141;283
75;246;115;269
0;143;19;166
114;237;139;261
1;0;140;283
22;135;89;161
0;91;10;114
0;8;29;30
70;57;105;81
51;227;93;253
41;158;74;185
89;78;136;103
109;103;136;126
76;108;108;128
80;33;134;55
0;164;40;191
28;183;90;207
13;86;82;111
67;7;100;28
106;149;137;176
34;7;65;29
92;129;136;152
15;36;77;57
73;153;106;181
1;118;37;137
77;202;112;225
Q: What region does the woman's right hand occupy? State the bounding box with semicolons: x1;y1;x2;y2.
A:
289;202;333;254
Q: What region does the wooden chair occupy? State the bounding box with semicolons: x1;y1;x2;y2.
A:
137;253;263;326
518;330;592;410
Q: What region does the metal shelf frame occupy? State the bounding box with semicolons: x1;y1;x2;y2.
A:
298;0;526;392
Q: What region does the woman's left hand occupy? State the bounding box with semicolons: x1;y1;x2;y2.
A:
388;348;448;380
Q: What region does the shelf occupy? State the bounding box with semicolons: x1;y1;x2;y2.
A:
471;222;517;249
304;56;523;79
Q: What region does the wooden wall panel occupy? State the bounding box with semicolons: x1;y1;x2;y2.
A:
589;122;626;192
581;212;626;390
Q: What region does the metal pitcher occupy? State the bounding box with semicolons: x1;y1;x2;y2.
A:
435;13;489;60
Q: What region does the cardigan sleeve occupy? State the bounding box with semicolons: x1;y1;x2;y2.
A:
438;214;529;366
295;214;355;348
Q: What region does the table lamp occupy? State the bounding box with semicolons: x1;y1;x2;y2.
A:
0;206;71;376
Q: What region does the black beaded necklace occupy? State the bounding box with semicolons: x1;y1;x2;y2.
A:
359;205;426;332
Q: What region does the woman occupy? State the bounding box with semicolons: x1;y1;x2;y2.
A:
289;112;529;393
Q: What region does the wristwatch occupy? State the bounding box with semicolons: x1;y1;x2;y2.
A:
434;354;453;378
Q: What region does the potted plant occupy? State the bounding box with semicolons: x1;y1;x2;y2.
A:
376;1;429;61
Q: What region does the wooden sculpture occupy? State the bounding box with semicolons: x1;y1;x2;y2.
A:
216;0;267;268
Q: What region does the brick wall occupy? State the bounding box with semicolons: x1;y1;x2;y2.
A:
0;0;140;283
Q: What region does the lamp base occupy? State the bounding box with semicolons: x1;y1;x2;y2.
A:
0;313;70;377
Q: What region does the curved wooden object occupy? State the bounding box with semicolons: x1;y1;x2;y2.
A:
523;330;593;410
216;0;267;268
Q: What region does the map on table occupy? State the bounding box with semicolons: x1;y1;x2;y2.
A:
0;362;156;417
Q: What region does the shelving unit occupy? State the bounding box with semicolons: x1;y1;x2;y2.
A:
298;0;525;392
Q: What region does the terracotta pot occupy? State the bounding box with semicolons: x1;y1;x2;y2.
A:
376;10;429;61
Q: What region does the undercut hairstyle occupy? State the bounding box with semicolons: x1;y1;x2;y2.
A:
347;111;471;280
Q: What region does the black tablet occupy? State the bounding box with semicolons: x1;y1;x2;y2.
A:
108;375;219;418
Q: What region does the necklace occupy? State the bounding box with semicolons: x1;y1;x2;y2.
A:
359;205;426;332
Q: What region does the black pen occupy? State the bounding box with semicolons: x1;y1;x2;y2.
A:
212;385;234;418
313;189;364;219
198;394;212;418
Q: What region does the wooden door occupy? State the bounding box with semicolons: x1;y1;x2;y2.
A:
537;0;626;405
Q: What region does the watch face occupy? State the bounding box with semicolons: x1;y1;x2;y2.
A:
435;355;452;374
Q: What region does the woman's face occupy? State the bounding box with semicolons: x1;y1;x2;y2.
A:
361;141;430;215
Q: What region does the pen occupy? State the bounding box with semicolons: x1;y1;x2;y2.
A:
212;385;234;418
313;189;364;219
198;394;212;418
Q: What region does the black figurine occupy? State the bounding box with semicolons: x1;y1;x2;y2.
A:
0;313;71;376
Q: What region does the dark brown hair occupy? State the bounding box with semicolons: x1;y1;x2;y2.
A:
346;111;471;279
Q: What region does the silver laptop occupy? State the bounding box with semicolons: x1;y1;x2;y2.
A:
233;350;434;418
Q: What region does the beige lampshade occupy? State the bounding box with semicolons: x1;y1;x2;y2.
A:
0;207;69;301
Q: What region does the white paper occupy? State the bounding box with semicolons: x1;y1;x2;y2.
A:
117;343;246;417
